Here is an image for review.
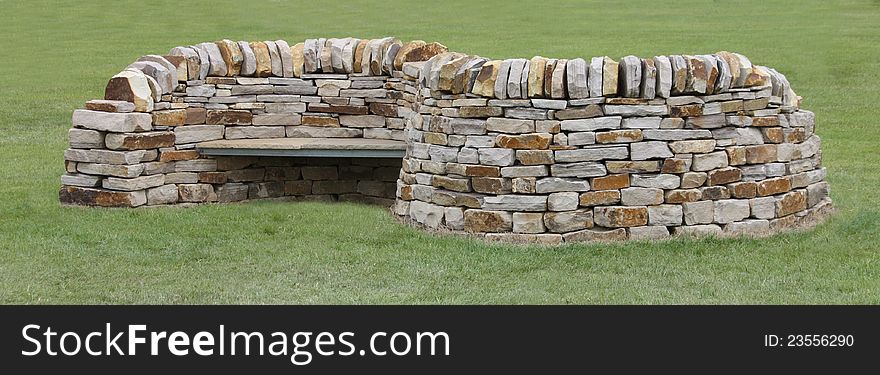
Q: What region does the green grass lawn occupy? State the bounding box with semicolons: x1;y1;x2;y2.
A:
1;0;878;304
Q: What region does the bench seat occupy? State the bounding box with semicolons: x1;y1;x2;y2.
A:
196;138;407;158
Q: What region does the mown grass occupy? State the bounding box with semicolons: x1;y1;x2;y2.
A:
0;0;877;304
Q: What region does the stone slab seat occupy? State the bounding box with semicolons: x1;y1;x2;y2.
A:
196;137;407;158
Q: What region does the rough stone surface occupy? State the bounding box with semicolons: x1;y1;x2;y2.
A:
594;206;648;228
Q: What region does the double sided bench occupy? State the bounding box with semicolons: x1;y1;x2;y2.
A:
196;138;407;159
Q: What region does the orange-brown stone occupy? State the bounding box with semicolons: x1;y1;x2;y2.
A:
757;177;791;196
591;174;630;190
729;181;757;198
152;109;187;126
59;186;144;207
464;165;500;177
301;116;340;127
206;110;252;125
596;129;643;143
516;150;554;165
665;189;701;203
496;133;552;149
159;150;200;162
706;167;742;186
776;190;807;216
594;206;648;228
669;104;702;117
464;210;512;233
579;191;621;206
745;144;777;164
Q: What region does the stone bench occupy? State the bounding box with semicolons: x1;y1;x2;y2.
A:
60;35;833;244
197;138;407;158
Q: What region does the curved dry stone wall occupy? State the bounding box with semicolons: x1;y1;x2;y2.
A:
60;36;832;243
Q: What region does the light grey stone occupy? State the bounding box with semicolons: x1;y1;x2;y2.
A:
444;207;465;230
263;40;283;76
619;55;642;97
164;172;198;184
686;114;726;129
714;54;733;93
714;199;751;224
588;57;604;98
724;219;769;235
185;85;216;97
673;224;722;236
77;163;144;178
225;126;285;139
61;173;102;187
555;146;628;162
175;159;217;172
560;116;621;131
750;196;777;219
712;127;764;146
566;58;589;99
531;99;567;110
550;59;567;99
604;105;667;117
506;59;528;99
652;56;672;98
102;174;165;191
188;44;211;80
501;166;548;178
669;139;716;154
621;187;663;206
237;41;257;76
452;118;488;135
72;110;152;133
641;129;713;140
128;60;174;95
494;59;512;99
169;46;201;80
640;58;657;99
483;195;547;211
512;212;545;233
550;162;607;178
465;135;495;148
457;147;480;163
807;182;830;207
253;113;301;126
548;192;579;211
339;115;386;128
64;149;145;165
197;42;227;77
486;118;534;133
429;145;458;162
682;200;714;225
536;177;590;193
286;126;362;138
147;184;179;205
409;200;445;228
174;125;224;144
628;225;670;240
648;205;683;226
692;151;729;171
568;132;596;146
630;141;672;160
622;117;661;129
69;128;104;148
478;148;516;166
632;174;680;189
